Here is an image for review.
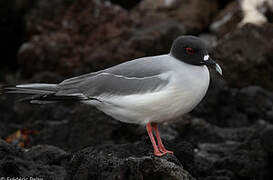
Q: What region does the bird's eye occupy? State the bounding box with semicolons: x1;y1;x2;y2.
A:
185;48;194;55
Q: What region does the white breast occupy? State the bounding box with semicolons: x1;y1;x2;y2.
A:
88;59;210;125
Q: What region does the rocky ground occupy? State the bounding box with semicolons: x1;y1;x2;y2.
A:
0;0;273;179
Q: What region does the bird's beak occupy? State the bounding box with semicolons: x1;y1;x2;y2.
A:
202;55;222;76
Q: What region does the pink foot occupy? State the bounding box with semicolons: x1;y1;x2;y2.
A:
161;150;174;155
154;150;165;156
159;146;173;154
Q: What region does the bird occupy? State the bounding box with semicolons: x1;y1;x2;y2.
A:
1;35;222;156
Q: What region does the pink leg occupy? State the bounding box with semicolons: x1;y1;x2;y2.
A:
146;123;164;156
151;123;173;154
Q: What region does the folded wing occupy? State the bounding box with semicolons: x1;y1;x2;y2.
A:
57;72;170;100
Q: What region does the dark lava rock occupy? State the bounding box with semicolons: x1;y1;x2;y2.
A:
110;0;141;10
18;0;136;80
25;145;69;165
210;1;243;36
260;126;273;155
210;0;273;37
237;86;273;119
266;109;273;123
0;95;22;138
18;0;185;82
24;0;75;36
0;0;27;69
193;83;273;127
114;20;185;62
212;23;273;90
176;119;272;180
6;102;145;151
1;0;273;179
134;0;219;33
212;131;269;180
0;139;67;179
67;140;194;180
0;139;21;160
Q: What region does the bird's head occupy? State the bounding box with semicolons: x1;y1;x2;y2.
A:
170;36;222;75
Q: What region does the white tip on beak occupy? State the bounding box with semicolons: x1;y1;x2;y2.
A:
204;55;209;61
215;63;222;76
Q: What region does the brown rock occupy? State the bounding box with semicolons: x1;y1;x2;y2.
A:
18;0;136;80
210;0;273;37
18;0;186;82
212;23;273;90
114;20;185;62
134;0;219;33
210;1;243;37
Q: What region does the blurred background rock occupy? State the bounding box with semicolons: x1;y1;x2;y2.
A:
0;0;273;179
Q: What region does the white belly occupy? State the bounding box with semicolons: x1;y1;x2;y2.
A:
86;65;210;125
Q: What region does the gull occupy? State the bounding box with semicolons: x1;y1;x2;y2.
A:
1;36;222;156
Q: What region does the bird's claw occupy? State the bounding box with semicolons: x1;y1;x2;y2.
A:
158;146;173;155
154;150;165;156
154;149;173;156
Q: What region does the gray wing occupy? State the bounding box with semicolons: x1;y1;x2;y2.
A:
57;55;172;98
57;73;169;98
59;55;169;85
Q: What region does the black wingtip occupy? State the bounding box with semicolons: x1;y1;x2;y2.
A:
0;84;6;95
0;84;16;94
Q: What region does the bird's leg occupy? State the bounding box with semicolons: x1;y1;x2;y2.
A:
146;123;164;156
151;123;173;154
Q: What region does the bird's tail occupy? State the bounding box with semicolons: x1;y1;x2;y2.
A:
1;83;58;94
1;83;90;104
1;83;59;104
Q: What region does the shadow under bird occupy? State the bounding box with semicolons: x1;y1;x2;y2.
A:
1;36;222;156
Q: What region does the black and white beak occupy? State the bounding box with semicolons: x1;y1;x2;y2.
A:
202;55;222;75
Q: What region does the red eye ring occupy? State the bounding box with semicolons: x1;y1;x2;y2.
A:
185;47;194;55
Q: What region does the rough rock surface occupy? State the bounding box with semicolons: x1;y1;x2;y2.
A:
18;0;136;80
18;0;185;81
212;23;273;90
1;0;273;180
68;141;194;180
0;139;68;179
193;84;273;127
134;0;219;33
210;0;273;36
210;1;243;36
0;138;194;180
1;84;273;179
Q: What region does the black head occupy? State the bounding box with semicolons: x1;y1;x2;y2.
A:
170;36;222;75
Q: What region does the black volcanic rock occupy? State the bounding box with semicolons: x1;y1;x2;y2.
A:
193;81;273;127
17;0;186;83
174;118;272;180
25;145;69;165
212;23;273;90
1;0;273;179
67;140;194;180
0;0;27;70
18;0;136;80
134;0;219;33
0;139;67;179
110;0;141;10
114;20;185;62
28;105;145;151
210;0;243;36
0;139;21;160
260;126;273;155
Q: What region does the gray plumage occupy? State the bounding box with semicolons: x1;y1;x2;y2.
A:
2;55;172;104
57;56;170;97
0;36;223;157
0;35;222;125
